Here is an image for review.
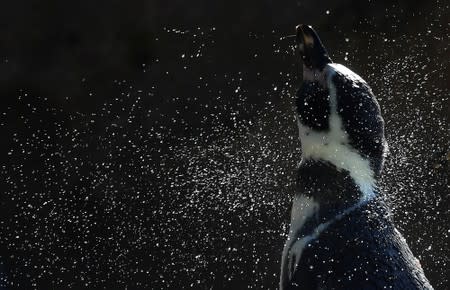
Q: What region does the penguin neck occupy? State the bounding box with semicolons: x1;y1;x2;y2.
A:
293;160;378;237
297;159;378;205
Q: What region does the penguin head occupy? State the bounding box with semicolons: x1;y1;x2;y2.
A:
296;24;332;71
294;25;387;195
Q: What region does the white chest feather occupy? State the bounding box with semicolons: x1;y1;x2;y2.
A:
280;195;319;288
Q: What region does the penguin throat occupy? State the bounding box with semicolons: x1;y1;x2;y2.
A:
297;66;376;200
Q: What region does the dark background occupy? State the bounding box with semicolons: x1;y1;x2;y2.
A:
0;0;448;289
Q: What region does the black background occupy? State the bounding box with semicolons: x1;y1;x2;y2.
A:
0;0;448;289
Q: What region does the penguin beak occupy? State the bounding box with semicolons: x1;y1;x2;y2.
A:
296;24;305;54
296;24;314;54
296;24;313;67
295;24;332;70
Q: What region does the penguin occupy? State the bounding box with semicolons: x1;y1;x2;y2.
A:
279;24;433;290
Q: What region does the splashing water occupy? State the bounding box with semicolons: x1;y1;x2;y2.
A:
0;27;448;289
